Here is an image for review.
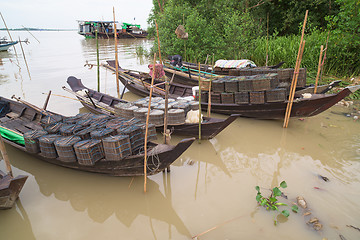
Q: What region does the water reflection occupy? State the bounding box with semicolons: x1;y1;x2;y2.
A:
5;144;191;238
0;199;36;240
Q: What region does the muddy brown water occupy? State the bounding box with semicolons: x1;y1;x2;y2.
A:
1;31;360;240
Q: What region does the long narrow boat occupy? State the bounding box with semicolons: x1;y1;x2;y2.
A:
0;170;27;209
0;96;194;176
66;76;237;139
162;62;341;94
102;62;360;119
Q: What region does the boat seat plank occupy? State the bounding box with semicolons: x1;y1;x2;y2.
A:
6;112;20;119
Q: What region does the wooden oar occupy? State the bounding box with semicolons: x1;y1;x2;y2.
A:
11;95;50;116
113;7;120;98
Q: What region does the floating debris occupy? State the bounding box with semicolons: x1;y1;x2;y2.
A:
297;196;307;209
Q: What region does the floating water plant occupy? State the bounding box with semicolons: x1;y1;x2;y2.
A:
255;181;298;225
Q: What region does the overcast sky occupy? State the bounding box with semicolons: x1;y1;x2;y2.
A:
1;0;154;29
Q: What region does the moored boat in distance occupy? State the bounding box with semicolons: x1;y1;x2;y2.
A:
77;20;148;39
0;37;18;51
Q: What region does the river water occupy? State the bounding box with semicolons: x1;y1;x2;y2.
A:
0;31;360;240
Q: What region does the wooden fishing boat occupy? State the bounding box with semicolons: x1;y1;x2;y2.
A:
102;62;360;119
0;170;27;210
0;96;195;176
66;76;237;139
0;38;18;51
162;62;341;94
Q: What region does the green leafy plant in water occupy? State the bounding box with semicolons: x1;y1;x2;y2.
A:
255;181;298;225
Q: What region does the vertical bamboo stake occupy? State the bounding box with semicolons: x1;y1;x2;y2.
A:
95;29;100;92
198;63;202;142
144;53;157;193
319;32;330;83
0;135;13;177
283;10;308;128
0;12;20;66
163;73;174;144
18;37;31;79
155;20;162;64
266;13;269;66
113;7;120;98
283;40;306;128
314;45;324;94
207;54;214;117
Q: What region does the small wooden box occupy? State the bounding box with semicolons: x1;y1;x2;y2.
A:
221;92;234;104
234;91;249;104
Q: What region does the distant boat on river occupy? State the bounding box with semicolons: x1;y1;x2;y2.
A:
77;20;148;39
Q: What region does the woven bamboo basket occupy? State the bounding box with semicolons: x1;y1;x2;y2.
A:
78;118;94;127
141;102;159;109
60;124;84;136
135;123;157;142
211;80;225;93
224;80;238;93
102;135;132;161
252;78;271;91
133;99;148;108
265;88;287;102
133;108;148;122
39;134;61;158
45;122;63;134
90;128;116;140
75;126;95;140
105;118;126;130
24;129;48;153
210;93;221;104
172;102;191;114
238;79;253;91
40;115;62;128
249;91;265;104
74;139;104;165
117;125;144;151
147;109;164;127
221;92;234;104
54;136;81;162
168;109;185;125
189;101;199;110
234;91;249;104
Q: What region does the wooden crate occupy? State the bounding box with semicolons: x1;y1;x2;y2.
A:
234;91;249;104
211;93;221;104
249;91;265;104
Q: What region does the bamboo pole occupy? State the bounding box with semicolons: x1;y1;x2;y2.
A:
163;73;174;144
0;12;20;66
319;32;330;83
95;29;100;92
207;54;214;117
113;7;120;98
283;10;308;128
0;135;13;178
18;37;31;79
266;12;269;66
314;45;324;94
283;40;306;128
144;53;157;193
155;20;162;64
198;63;202;142
43;90;52;110
21;25;40;43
